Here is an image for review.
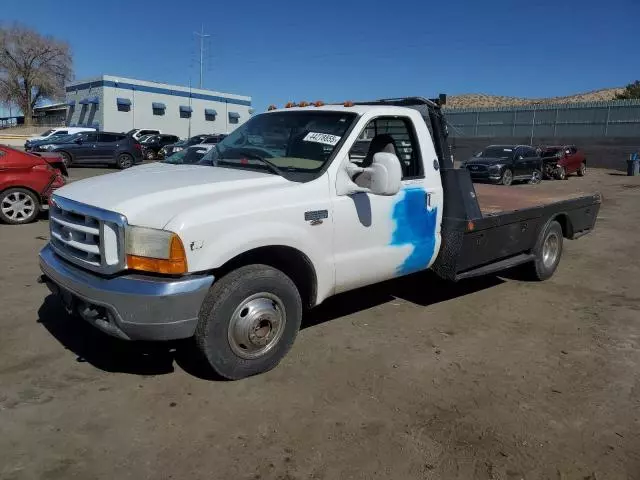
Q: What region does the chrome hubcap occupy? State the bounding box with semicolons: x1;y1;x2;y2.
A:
120;156;132;167
532;170;541;184
503;170;512;184
542;232;560;269
228;293;286;359
1;192;35;221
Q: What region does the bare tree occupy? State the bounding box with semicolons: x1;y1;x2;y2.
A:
0;24;73;125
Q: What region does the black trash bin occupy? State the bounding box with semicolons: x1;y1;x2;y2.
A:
628;153;639;176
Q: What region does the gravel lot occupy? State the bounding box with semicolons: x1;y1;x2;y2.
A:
1;166;639;480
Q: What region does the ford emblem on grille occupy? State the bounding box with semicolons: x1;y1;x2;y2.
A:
471;165;478;170
62;227;73;241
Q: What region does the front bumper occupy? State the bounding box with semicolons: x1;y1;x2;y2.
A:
466;168;502;182
39;244;214;341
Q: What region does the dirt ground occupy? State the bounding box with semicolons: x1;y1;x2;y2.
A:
1;167;639;480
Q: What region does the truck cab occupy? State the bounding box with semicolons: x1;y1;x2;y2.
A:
39;97;600;379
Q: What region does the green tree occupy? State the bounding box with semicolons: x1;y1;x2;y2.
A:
0;24;73;125
615;80;640;100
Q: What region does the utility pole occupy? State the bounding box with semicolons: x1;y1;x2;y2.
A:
194;25;210;89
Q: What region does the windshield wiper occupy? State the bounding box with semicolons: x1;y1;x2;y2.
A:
219;151;283;176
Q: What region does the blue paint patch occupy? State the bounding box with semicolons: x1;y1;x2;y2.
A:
390;188;438;275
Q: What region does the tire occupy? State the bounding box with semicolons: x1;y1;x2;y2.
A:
145;150;155;160
0;188;40;225
194;264;302;380
528;220;563;281
58;151;72;168
501;168;513;186
577;162;586;177
555;166;567;180
116;153;134;169
529;169;542;185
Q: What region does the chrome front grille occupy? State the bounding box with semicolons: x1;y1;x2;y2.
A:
49;195;126;274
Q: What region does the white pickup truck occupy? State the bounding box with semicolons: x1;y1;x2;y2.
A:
39;97;600;379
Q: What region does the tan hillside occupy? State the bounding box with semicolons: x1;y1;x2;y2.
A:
446;87;624;109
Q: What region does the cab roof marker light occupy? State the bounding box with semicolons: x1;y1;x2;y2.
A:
267;105;277;111
284;102;296;108
343;101;354;107
313;101;325;107
298;101;310;107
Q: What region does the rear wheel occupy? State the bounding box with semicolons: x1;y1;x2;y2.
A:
0;188;39;225
116;153;134;169
194;264;302;380
577;162;586;177
555;166;567;180
528;220;563;281
501;168;513;186
529;169;542;185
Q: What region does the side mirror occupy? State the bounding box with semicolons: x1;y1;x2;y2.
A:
336;152;402;196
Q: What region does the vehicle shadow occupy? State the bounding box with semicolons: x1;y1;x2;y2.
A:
302;271;503;329
38;272;504;380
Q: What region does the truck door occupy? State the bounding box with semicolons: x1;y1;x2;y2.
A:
332;115;441;294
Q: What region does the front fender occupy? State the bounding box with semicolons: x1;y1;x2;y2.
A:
183;221;335;303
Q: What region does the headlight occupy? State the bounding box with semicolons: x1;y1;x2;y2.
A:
173;146;184;153
125;225;187;274
41;144;55;150
489;164;503;170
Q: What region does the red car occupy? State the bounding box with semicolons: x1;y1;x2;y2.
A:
541;145;587;180
0;146;67;225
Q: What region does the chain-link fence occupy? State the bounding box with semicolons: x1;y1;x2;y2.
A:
445;99;640;140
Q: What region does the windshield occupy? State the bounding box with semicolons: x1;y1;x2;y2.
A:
41;129;55;137
478;146;515;159
199;111;357;178
162;147;211;165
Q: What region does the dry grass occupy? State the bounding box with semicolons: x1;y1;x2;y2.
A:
446;87;623;109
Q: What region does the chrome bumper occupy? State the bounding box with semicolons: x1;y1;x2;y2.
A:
39;244;214;341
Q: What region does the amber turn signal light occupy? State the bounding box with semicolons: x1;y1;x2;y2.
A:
127;234;187;275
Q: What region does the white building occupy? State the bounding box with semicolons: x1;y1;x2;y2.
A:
65;75;252;138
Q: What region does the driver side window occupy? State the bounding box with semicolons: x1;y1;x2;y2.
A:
348;116;423;180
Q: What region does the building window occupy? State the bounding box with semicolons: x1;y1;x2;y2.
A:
152;102;166;116
205;108;217;121
179;105;193;119
229;112;240;124
117;97;131;112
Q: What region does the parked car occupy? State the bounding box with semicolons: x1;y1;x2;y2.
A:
25;127;95;151
29;132;85;152
141;134;180;160
47;131;143;169
125;129;161;141
0;146;66;224
162;144;215;165
540;145;586;180
463;145;543;185
160;134;225;158
137;134;155;144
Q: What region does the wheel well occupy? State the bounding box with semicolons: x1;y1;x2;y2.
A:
213;246;318;309
553;214;574;238
0;185;42;204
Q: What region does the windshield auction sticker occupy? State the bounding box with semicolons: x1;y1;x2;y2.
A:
303;132;341;146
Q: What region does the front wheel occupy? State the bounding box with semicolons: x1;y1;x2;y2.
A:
194;264;302;380
501;168;513;186
116;153;134;169
58;151;72;168
577;162;586;177
529;169;542;185
0;188;40;225
528;220;563;281
555;166;567;180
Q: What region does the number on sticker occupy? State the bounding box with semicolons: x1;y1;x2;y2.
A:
303;132;341;146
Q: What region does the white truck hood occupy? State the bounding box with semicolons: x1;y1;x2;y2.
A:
55;163;288;229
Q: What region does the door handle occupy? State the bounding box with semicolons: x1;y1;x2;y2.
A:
425;192;432;208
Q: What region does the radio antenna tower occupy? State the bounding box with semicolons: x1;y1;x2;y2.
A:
194;25;210;89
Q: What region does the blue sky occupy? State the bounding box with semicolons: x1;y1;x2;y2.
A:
3;0;639;114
